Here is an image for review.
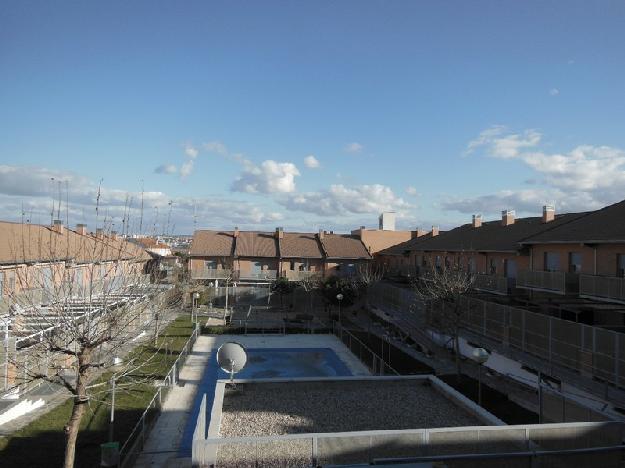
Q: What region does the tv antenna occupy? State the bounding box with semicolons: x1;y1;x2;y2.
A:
216;342;248;387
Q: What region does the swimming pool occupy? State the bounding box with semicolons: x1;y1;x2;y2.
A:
178;347;352;456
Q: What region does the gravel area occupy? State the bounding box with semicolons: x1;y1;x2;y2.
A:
220;379;482;437
214;379;486;466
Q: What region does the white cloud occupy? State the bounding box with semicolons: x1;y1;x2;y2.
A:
180;159;194;178
344;142;364;154
304;155;320;169
184;143;199;159
154;164;178;175
231;160;300;194
202;141;228;156
549;88;560;96
447;127;625;216
406;186;418;196
280;184;411;217
0;165;285;232
466;126;541;159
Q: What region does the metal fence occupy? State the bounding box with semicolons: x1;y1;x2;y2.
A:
333;323;399;376
580;274;625;303
119;323;200;468
454;295;625;391
193;421;625;467
474;274;510;295
517;270;571;294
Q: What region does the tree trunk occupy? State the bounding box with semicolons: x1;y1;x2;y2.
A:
63;396;87;468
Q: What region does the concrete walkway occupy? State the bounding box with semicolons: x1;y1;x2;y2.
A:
134;333;369;468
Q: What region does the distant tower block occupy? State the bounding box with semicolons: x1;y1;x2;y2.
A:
378;212;396;231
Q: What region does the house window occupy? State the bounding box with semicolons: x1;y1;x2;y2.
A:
290;261;295;271
544;252;560;272
568;252;582;273
205;260;217;270
468;258;475;274
489;258;497;275
618;254;625;278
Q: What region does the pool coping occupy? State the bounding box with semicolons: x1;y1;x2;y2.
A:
207;375;505;439
195;375;505;466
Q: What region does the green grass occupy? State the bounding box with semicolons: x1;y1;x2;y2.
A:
0;315;195;468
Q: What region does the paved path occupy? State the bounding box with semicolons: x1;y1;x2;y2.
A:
134;333;370;468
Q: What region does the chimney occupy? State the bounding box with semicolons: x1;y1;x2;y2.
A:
318;229;325;240
233;227;239;238
52;219;64;234
111;231;118;240
275;227;284;239
96;228;104;238
431;226;439;237
542;205;555;223
412;228;428;238
472;214;482;228
501;210;515;227
76;224;87;235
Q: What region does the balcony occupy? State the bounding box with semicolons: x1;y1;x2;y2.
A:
473;273;512;295
238;270;277;281
517;270;578;294
191;268;234;280
580;274;625;303
283;270;320;281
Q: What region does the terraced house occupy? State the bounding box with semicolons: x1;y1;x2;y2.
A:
0;220;151;314
189;227;373;283
376;199;625;403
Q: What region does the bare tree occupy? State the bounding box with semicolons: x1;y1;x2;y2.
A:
354;263;385;311
3;221;175;468
412;265;474;378
297;273;322;315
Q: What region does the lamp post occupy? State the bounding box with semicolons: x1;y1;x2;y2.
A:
472;347;489;407
336;293;344;326
192;292;200;324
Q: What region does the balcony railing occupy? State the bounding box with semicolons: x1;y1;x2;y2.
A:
239;270;277;281
282;270;320;281
473;273;511;295
517;270;578;294
190;268;234;280
580;274;625;303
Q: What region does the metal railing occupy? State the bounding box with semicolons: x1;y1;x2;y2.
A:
333;323;399;376
238;270;277;281
190;268;234;280
580;274;625;303
517;270;574;294
453;295;625;391
194;421;625;467
282;270;320;281
119;323;200;468
474;273;511;295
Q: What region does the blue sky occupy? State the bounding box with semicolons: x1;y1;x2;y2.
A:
1;1;625;234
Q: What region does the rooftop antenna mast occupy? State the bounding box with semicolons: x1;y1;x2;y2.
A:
50;177;56;225
57;180;62;220
139;179;144;236
193;200;198;232
165;200;173;236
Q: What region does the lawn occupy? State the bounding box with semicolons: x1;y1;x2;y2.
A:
0;314;195;468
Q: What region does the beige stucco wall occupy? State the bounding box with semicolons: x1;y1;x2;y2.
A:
530;243;625;276
356;229;414;254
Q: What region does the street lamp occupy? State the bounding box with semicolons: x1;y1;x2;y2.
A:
336;293;344;325
472;347;489;407
192;292;200;324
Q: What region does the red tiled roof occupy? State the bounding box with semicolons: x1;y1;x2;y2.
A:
320;234;371;259
190;230;235;257
234;231;278;258
280;232;324;258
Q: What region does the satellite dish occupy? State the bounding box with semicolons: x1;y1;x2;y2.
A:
217;342;248;384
